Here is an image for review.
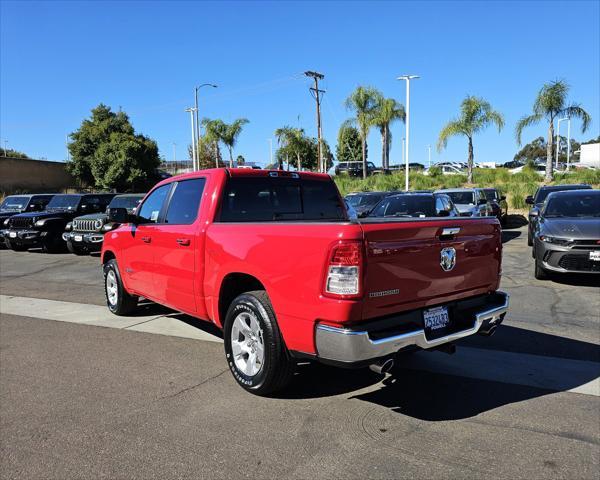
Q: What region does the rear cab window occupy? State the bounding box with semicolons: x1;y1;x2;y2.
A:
218;177;346;222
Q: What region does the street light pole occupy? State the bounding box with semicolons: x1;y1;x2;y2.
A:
402;137;405;168
194;83;218;170
556;117;568;169
185;107;197;170
397;75;419;191
172;142;176;162
427;144;431;168
566;118;571;170
268;139;273;167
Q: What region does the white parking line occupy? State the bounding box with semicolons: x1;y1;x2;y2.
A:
1;294;598;397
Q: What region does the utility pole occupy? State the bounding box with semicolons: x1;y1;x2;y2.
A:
172;142;177;162
304;71;325;172
185;107;197;170
268;138;273;167
566;117;571;170
402;138;405;169
194;84;218;170
3;140;8;157
397;75;419;191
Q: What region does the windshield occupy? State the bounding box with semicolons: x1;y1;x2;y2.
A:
46;195;81;210
346;194;384;208
0;196;29;211
369;195;436;218
534;185;591;204
109;195;143;210
484;189;498;201
445;191;475;205
544;193;600;218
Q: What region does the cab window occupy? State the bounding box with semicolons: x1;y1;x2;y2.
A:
137;184;171;224
164;178;206;224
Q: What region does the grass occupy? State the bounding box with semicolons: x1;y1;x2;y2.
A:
334;167;600;210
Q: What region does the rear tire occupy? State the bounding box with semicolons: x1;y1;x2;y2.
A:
534;259;548;280
224;290;294;396
103;259;138;315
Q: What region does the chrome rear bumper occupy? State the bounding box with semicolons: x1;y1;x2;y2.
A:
315;292;509;364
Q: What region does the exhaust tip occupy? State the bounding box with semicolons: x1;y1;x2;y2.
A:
369;358;394;375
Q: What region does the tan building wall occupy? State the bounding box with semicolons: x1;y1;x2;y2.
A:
0;157;78;194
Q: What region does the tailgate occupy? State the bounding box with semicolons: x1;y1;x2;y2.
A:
360;217;501;320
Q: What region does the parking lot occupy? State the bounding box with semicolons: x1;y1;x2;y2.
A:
1;221;599;479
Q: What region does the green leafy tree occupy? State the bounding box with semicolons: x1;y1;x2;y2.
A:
437;95;504;183
515;80;591;181
67;104;159;190
201;119;226;167
275;126;305;170
2;148;30;159
513;136;547;163
372;97;405;169
336;125;363;164
345;86;382;179
220;119;249;168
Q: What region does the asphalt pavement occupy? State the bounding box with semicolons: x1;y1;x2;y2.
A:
0;222;599;479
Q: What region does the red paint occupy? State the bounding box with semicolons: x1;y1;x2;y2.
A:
102;168;502;354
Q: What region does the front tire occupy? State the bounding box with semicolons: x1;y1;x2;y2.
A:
534;258;548;280
224;291;294;396
527;229;533;247
103;259;138;315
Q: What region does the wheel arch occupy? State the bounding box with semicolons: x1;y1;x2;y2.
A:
102;249;116;265
217;272;267;328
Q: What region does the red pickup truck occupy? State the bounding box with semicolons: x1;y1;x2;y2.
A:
101;169;509;395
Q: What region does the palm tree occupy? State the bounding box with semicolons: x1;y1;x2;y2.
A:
515;80;591;181
372;97;405;169
220;118;249;168
274;126;305;170
202;118;226;167
437;96;504;184
345;86;382;179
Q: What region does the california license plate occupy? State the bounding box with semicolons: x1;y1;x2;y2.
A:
74;235;83;242
9;232;16;238
590;251;600;262
423;306;450;331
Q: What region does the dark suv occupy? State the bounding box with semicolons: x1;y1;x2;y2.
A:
62;194;144;254
526;184;591;246
0;194;55;247
335;161;389;177
5;193;115;252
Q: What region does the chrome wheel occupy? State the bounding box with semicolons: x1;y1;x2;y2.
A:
106;270;118;306
230;311;265;377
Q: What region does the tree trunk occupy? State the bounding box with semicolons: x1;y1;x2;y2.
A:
545;120;554;182
214;142;219;168
362;136;367;179
228;146;234;169
467;136;474;184
297;151;301;171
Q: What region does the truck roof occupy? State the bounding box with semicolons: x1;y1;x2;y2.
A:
158;168;332;185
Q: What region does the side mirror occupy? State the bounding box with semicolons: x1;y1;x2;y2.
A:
437;209;451;217
529;209;539;217
525;196;534;205
108;207;133;224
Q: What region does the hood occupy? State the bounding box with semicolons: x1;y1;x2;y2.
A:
541;218;600;239
0;211;22;221
454;204;474;214
73;212;108;221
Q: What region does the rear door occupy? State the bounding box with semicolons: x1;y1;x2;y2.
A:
152;177;207;314
121;184;171;297
360;218;501;319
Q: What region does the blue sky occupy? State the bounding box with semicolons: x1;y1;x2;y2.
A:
1;0;599;168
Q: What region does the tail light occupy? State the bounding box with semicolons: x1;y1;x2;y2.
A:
323;241;363;299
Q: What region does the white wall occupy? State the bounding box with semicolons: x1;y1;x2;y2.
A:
579;143;600;168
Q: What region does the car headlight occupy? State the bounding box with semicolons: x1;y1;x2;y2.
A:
94;219;103;230
539;235;572;246
35;220;45;227
65;222;72;231
102;224;113;232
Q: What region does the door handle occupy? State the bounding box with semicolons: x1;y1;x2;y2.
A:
176;238;190;246
141;236;152;243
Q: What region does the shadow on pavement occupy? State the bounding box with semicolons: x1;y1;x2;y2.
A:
503;214;528;229
542;272;600;288
501;230;521;243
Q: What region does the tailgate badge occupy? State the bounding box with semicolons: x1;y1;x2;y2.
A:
440;247;456;272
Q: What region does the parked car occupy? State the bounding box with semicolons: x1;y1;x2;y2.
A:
424;164;465;175
5;193;116;252
335;161;389;177
483;188;508;225
525;184;592;246
367;192;460;218
101;168;508;395
532;189;600;279
345;191;395;217
509;164;546;175
62;194;144;255
0;194;55;248
502;160;525;169
434;188;493;217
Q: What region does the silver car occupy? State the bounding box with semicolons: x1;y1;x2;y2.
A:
532;189;600;279
434;188;493;217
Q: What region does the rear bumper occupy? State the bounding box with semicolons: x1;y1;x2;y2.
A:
315;291;509;365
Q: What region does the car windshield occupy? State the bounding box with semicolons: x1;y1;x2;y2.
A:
484;189;498;201
544;193;600;218
346;194;384;208
109;195;143;210
0;196;29;211
445;191;475;205
369;195;436;218
534;186;591;204
46;195;81;210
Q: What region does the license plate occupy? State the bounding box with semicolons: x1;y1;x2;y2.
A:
590;251;600;262
9;232;16;238
423;306;450;331
74;235;83;242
